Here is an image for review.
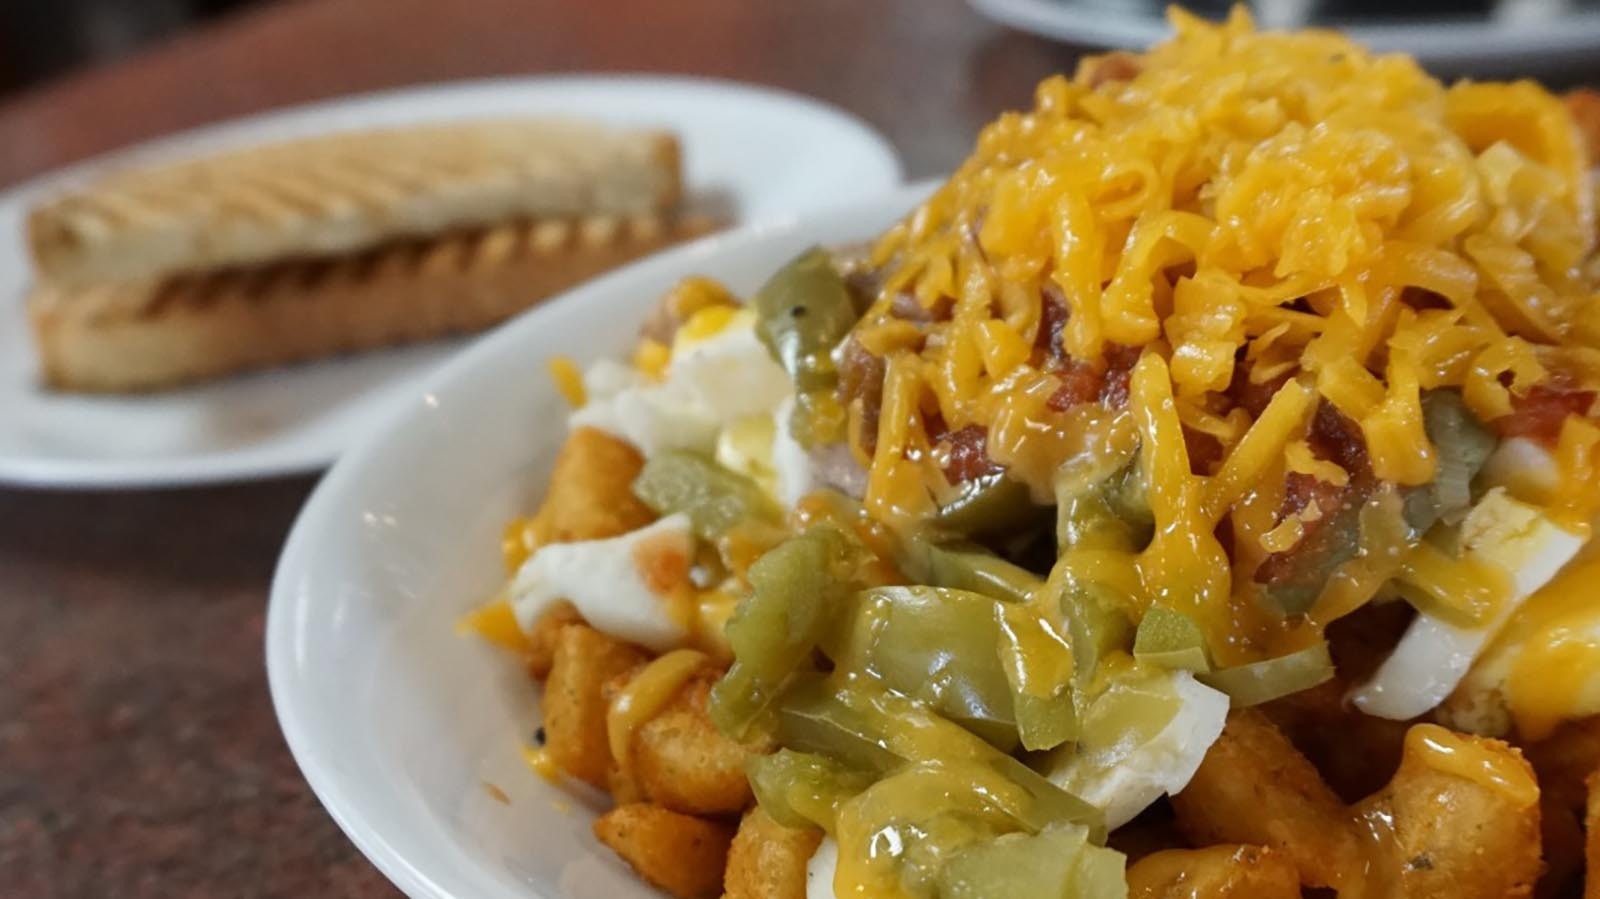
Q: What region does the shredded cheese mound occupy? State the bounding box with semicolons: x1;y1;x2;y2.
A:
853;8;1599;530
841;9;1600;657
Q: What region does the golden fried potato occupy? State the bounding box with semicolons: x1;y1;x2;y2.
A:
1353;725;1541;899
1171;708;1359;889
723;807;822;899
1262;678;1409;802
1540;794;1584;899
526;600;583;681
543;624;648;788
1585;771;1600;899
1528;716;1600;815
1127;845;1300;899
593;803;735;899
531;426;655;545
629;667;757;816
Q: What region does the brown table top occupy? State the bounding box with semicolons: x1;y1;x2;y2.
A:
0;0;1084;894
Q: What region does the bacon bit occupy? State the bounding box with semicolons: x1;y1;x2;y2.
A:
889;291;954;323
1185;428;1225;475
1493;384;1598;447
1036;289;1070;358
1099;344;1140;407
1047;359;1106;411
1229;361;1292;418
1045;343;1140;412
838;334;886;457
631;533;692;597
1308;402;1371;477
937;424;1000;483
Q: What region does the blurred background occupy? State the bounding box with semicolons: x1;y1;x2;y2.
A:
0;0;268;95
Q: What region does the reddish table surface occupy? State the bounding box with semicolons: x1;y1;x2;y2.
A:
0;0;1085;895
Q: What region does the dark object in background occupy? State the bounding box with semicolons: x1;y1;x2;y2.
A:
0;0;271;96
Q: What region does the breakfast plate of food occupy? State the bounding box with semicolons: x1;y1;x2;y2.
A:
271;11;1600;899
0;75;901;489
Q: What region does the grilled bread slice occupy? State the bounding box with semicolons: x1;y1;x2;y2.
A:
29;213;713;392
28;120;682;287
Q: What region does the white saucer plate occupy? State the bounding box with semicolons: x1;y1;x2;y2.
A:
0;75;902;489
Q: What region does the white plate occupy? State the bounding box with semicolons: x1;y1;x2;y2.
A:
267;184;932;899
970;0;1600;73
0;76;902;489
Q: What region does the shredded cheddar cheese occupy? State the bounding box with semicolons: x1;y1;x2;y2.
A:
844;8;1599;656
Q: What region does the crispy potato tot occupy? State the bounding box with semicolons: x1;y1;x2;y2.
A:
1353;725;1541;899
1172;708;1360;889
1540;794;1584;899
1262;678;1408;802
1528;717;1600;815
723;807;823;899
526;600;584;680
601;662;650;804
593;803;735;899
531;426;655;545
543;624;649;788
1585;771;1600;899
630;667;757;815
1127;845;1300;899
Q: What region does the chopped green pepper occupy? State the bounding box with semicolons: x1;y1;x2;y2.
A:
709;526;864;737
751;247;863;446
746;749;871;834
937;823;1126;899
934;472;1053;541
775;674;1103;837
1051;569;1135;699
1132;607;1211;673
1055;445;1152;554
1409;389;1496;531
752;247;859;391
899;534;1043;604
996;602;1079;751
632;449;781;541
1198;640;1334;706
831;586;1020;750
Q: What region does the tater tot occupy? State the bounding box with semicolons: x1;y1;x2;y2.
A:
1353;724;1541;899
526;600;583;681
593;803;735;899
1171;708;1361;889
723;807;822;899
543;624;648;788
629;667;758;816
531;426;655;545
1127;845;1300;899
1586;771;1600;899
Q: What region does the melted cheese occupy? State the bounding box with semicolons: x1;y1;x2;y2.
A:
606;649;707;774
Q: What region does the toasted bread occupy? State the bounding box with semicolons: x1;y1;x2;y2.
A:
28;120;682;286
29;213;714;392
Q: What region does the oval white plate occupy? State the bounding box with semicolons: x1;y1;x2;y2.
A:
267;183;932;899
0;75;902;489
970;0;1600;73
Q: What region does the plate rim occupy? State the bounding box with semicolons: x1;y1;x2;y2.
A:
968;0;1600;65
265;182;936;899
0;73;903;491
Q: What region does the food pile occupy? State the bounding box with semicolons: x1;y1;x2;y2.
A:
469;10;1600;898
